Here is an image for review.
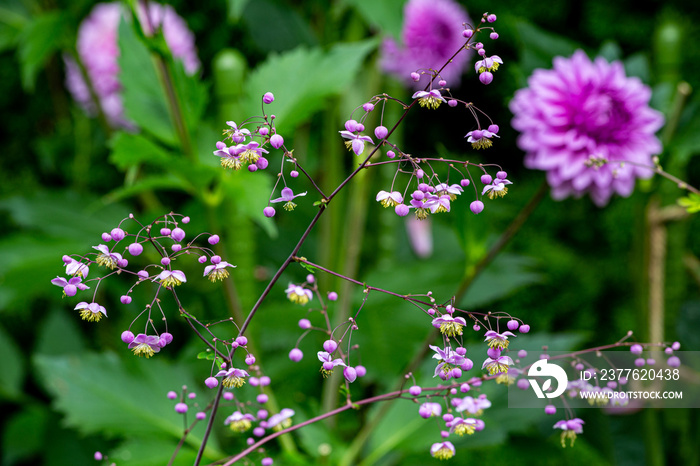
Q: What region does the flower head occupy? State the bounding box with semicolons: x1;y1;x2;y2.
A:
465;129;498;150
510;50;664;206
224;411;255;432
484;330;515;349
203;261;235;282
435;183;463;200
474;55;503;73
224;121;251;143
482;177;512;199
64;256;89;278
64;2;199;129
157;270;187;287
418;402;442;418
93;244;123;270
215;367;250;388
482;355;514;375
271;187;307;211
431;345;466;380
376;190;403;208
554;418;585;447
430;441;456;460
339;131;374;156
412;89;446;110
75;301;107;322
128;333;161;357
380;0;471;89
52;276;88;297
285;284;313;305
267;408;295;431
317;351;346;377
432;315;467;337
455;394;491;416
448;417;482;436
238;141;268;164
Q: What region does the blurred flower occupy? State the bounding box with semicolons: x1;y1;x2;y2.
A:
381;0;471;88
64;2;200;129
510;50;664;206
225;411;255;432
553;418;584;447
430;441;456;460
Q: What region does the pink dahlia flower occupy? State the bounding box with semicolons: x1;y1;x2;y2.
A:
64;2;200;129
510;50;664;206
380;0;471;89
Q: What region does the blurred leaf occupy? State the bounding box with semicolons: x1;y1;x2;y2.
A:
1;404;49;464
515;20;580;76
673;97;700;164
35;307;87;356
623;53;651;83
345;0;405;39
677;193;700;213
16;11;71;91
35;352;224;460
118;18;176;145
0;323;23;400
103;175;188;202
111;436;198;466
242;0;317;52
227;0;250;22
598;41;622;62
168;57;209;138
461;254;542;309
242;39;378;133
677;301;700;348
220;170;277;237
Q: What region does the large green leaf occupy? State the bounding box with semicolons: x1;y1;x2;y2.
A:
1;404;49;464
16;11;71;91
0;323;23;400
35;351;223;460
344;0;405;40
241;39;378;134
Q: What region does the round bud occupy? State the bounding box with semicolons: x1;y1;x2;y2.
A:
386;150;396;158
211;255;222;264
416;169;425;179
363;102;375;112
182;216;190;224
174;403;188;413
356;123;365;132
544;404;556;415
257;394;268;404
463;29;473;38
507;319;519;331
171;244;182;252
460;178;470;187
167;390;177;399
263;92;275;104
256;157;269;169
490;32;499;40
630;344;643;355
481;174;493;184
198;256;207;264
409;385;422;396
205;377;218;389
487;14;497;22
327;291;338;301
667;356;681;368
355;365;366;377
289;348;303;362
519;324;530;333
634;358;645;367
248;164;258;173
171;227;186;242
470;200;484;215
344;119;358;132
410;72;420;81
245;355;256;365
121;330;135;344
395;204;409;216
236;336;248;346
120;295;132;305
259;127;269;136
263;206;276;218
208;235;220;245
374;125;388;140
161;257;171;266
196;412;206;420
323;340;338;353
479;72;494;85
478;48;486;57
161;332;173;345
344;366;357;383
160;228;171;236
487;347;501;359
270;134;284;149
517;378;530;390
110;228;125;242
298;318;311;329
290;170;299;177
518;350;528;358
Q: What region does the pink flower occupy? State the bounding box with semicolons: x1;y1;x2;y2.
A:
64;2;200;129
380;0;471;88
510;50;664;206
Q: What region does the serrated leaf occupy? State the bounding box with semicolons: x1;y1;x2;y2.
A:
34;352;224;460
242;40;378;133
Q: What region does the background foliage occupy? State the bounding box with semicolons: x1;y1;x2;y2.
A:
1;0;699;464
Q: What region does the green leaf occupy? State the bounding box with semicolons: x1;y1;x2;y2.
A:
227;0;250;22
515;20;581;77
16;11;71;91
118;18;176;145
344;0;405;39
242;39;378;133
299;262;318;274
110;436;198;466
0;323;23;400
1;404;49;464
34;352;224;460
241;0;317;52
460;254;542;309
35;307;87;356
677;192;700;213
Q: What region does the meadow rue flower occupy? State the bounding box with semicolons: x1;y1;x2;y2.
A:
317;351;346;377
339;130;374;156
203;260;236;282
157;270;187;287
448;417;480;436
128;333;161;357
225;411;255;432
474;55;503;74
380;0;471;88
239;141;268;164
75;302;107;322
419;402;442;418
482;355;514;375
215;367;250;388
267;408;295;431
431;345;466;380
214;144;243;170
554;418;585;447
435;183;463;200
430;441;456;460
455;394;491;416
285;284;313;304
51;276;87;297
412;89;447;110
465;128;498;150
271;187;307;211
510;50;664;206
432;314;467;337
64;2;199;129
484;330;515;349
376;190;403;208
482;176;512;199
93;244;123;269
224;121;251;143
64;256;89;277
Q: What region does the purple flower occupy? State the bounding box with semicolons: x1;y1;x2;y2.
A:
430;441;456;460
224;121;251;143
239;141;269;164
412;89;447;110
285;284;313;304
435;183;463;200
339;130;374;156
381;0;471;89
51;276;88;297
510;50;664;206
431;345;466;380
481;355;514;375
225;411;255;432
267;408;294;431
482;177;512;199
554;418;585;447
376;190;403;208
475;55;503;74
203;261;236;282
63;256;89;278
271;187;307;211
484;330;515;349
128;333;161;358
64;2;199;129
418;402;442;418
447;417;481;436
75;301;107;322
317;351;346;377
157;270;187;287
465;128;498;150
455;394;492;416
432;314;467;337
214;144;244;170
93;244;123;270
215;367;250;388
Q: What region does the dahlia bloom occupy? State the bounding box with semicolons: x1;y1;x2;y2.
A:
380;0;471;88
510;50;664;206
64;2;200;129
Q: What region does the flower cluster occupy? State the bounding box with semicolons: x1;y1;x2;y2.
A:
64;2;200;128
51;213;234;358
